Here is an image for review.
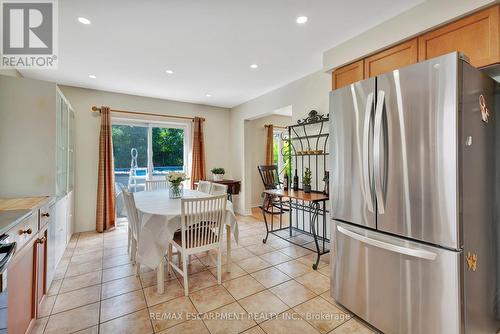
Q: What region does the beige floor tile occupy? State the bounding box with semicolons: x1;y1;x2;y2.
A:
250;267;291;288
180;269;218;293
30;317;48;334
242;326;267;334
52;285;101;314
280;246;313;258
203;301;256;334
149;296;197;332
259;311;320;334
65;260;102;278
296;253;329;268
238;290;289;323
259;250;293;265
275;260;314;278
293;296;349;333
59;270;102;294
103;245;129;258
74;325;99;333
99;309;153;334
229;247;255;261
103;254;132;269
245;244;275;256
157;319;209;334
209;263;247;282
102;263;135;282
143;279;184;307
295;271;330;294
172;258;208;276
38;295;56;317
45;302;99;334
223;274;265;299
318;265;330;277
140;268;176;288
101;275;142;299
47;279;62;296
270;280;316;307
100;289;147;322
329;318;376;334
266;238;291;249
189;285;235;313
237;257;271;273
70;249;103;265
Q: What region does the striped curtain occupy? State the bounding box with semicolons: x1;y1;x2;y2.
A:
96;106;116;232
190;117;206;188
265;124;274;164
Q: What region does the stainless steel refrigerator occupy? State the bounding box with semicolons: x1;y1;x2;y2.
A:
329;52;500;334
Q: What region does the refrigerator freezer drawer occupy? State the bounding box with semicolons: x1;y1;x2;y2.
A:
331;221;462;334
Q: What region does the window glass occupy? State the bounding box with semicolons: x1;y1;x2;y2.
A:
152;127;185;176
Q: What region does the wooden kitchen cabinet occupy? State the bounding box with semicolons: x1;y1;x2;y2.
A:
418;5;500;67
364;39;418;78
332;60;364;90
8;237;36;334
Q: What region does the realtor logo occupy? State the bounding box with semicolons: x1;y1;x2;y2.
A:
1;0;58;69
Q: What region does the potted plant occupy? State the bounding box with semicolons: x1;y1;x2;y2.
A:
211;168;225;181
166;172;188;198
303;168;312;193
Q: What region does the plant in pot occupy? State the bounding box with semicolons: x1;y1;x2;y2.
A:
211;168;225;181
303;168;312;193
166;171;188;199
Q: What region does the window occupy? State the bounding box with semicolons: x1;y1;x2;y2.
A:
112;119;189;191
273;130;290;177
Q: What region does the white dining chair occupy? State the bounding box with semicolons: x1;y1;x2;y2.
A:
210;183;228;196
145;179;169;191
167;194;227;296
197;180;212;193
122;187;142;275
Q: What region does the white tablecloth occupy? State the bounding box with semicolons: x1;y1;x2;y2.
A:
134;189;238;269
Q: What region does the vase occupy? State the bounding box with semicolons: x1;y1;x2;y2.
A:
169;182;184;199
303;184;311;193
213;174;224;182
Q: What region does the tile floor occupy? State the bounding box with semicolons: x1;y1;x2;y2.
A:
30;213;378;334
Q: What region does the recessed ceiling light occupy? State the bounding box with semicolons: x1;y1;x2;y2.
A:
206;94;212;97
78;17;91;25
165;69;174;74
88;74;96;79
296;16;308;24
250;64;258;69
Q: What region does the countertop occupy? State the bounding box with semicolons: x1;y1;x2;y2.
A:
0;209;32;236
0;196;52;211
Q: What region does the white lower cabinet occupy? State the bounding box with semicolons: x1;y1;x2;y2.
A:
52;193;74;268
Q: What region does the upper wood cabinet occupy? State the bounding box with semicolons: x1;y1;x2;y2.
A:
418;5;500;67
332;60;364;90
364;39;418;78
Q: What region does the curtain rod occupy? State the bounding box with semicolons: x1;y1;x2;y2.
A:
91;106;205;122
264;124;287;129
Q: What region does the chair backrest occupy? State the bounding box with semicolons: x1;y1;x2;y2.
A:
197;180;212;194
180;195;227;250
145;179;169;191
210;183;228;196
257;165;280;190
122;186;140;238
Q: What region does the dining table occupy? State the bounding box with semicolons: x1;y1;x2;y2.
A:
134;188;239;293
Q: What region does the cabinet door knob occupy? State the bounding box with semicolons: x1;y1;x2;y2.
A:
19;228;32;235
41;213;50;218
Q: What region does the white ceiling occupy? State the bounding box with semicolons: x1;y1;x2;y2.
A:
21;0;422;108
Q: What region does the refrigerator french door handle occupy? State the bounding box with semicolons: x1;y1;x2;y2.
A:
362;93;374;213
374;90;386;214
337;225;437;260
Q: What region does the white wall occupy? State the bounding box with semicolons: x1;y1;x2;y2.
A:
323;0;496;71
246;115;291;208
59;86;231;233
229;70;330;214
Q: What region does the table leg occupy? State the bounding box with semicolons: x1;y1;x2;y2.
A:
226;225;231;273
157;257;165;294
